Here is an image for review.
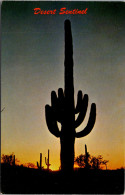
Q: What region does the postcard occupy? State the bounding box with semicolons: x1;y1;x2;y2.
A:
1;1;124;194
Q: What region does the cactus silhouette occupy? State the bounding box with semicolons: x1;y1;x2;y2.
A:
37;153;43;169
45;149;51;170
45;20;96;172
84;144;90;169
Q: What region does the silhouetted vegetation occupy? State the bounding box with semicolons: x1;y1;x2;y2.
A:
75;145;109;170
90;155;109;170
45;19;96;173
25;162;36;169
1;153;19;166
75;154;109;170
1;151;124;193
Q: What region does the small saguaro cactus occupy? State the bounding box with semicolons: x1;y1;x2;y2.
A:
45;149;51;170
84;144;90;169
45;20;96;172
37;153;43;169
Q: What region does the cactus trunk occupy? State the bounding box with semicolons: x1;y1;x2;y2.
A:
60;20;75;172
45;20;96;173
37;153;43;169
40;153;42;169
60;129;75;172
85;144;90;169
45;149;51;170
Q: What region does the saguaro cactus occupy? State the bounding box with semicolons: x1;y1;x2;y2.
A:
45;20;96;172
84;144;90;169
37;153;43;169
85;144;88;157
45;149;51;170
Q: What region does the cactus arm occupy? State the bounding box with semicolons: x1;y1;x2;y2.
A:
75;94;88;128
58;88;65;107
58;88;64;99
45;105;60;138
51;89;65;123
37;162;39;168
51;91;58;109
75;91;83;114
75;103;96;138
51;88;64;108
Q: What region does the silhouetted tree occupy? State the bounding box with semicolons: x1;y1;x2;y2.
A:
75;154;109;170
45;20;96;173
75;154;91;169
1;153;19;166
90;155;106;170
75;154;86;168
25;163;36;168
101;160;109;170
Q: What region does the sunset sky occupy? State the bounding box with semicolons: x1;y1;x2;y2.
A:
1;1;125;170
